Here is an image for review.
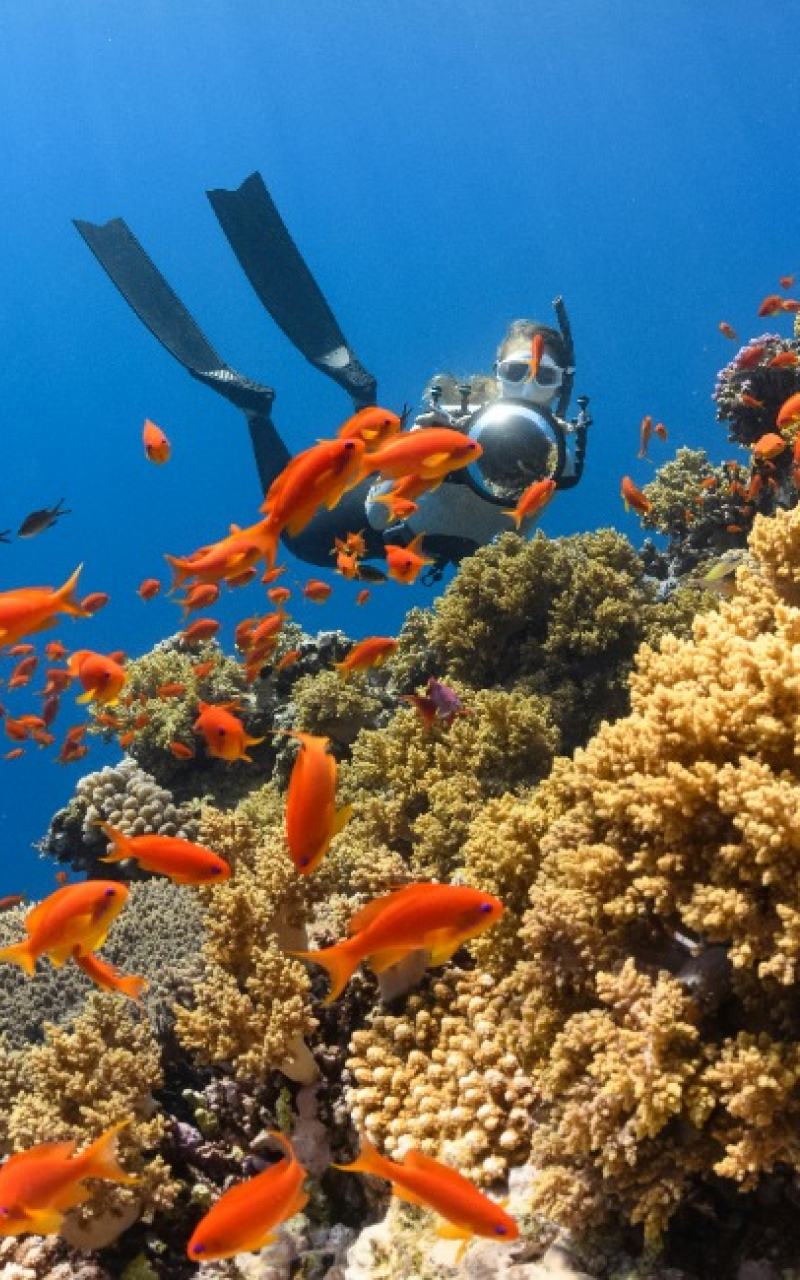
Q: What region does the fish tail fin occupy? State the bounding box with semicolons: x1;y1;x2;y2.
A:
332;1134;394;1179
79;1120;140;1185
97;822;132;862
116;974;148;1004
0;939;36;977
291;936;361;1004
57;564;88;617
501;508;522;528
164;554;192;592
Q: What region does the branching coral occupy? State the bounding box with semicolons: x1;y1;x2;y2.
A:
0;993;180;1249
394;528;698;752
345;968;535;1186
489;505;800;1240
173;804;318;1083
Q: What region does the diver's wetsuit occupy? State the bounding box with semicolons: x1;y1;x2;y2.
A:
75;173;586;572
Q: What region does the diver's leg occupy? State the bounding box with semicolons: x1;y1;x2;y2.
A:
206;173;378;409
282;479;385;568
73;217;291;493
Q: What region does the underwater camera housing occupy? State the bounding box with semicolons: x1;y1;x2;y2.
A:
459;398;568;505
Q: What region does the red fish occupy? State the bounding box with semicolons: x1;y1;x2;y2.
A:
179;582;220;617
653;421;668;442
620;476;652;516
182;618;221;646
169;741;195;759
636;414;653;459
280;731;351;875
526;332;544;381
334;1136;518;1261
0;881;128;975
260;438;367;541
0;1121;138;1238
361;428;482;487
355;589;370;606
187;1132;307;1262
193;701;264;763
165;519;276;590
0;894;26;910
142;418;171;464
98;823;231;885
294;882;504;1003
740;394;764;409
337;406;403;448
753;432;787;460
766;350;798;368
736;344;767;370
7;656;38;689
502;477;557;529
137;578;162;601
718;321;738;340
302;579;333;604
780;275;795;290
334;636;398;679
758;295;784;317
79;592;110;615
67;650;127;706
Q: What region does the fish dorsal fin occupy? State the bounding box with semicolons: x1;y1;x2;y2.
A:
347;886;412;935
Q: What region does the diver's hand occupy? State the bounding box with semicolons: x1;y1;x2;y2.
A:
412;408;455;429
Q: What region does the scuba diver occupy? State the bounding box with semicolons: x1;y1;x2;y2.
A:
75;172;590;582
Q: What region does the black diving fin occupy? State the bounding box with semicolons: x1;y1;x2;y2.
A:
206;172;378;409
73;215;290;492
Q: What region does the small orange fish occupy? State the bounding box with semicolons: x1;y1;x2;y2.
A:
0;565;88;651
620;476;652;516
302;579;333;604
280;730;351;875
155;682;186;698
142;418;171;464
384;534;435;585
736;344;767;370
0;1121;138;1238
753;432;787;460
78;592;110;615
526;332;544;381
740;394;764;409
334;1136;518;1261
781;299;800;313
57;739;89;765
187;1132;308;1262
337;406;403;449
73;949;147;1006
182;618;221;645
193;701;264;763
776;392;800;427
169;741;195;759
361;428;482;486
294;882;504;1003
179;582;220;617
6;644;35;657
7;656;38;689
42;668;73;694
766;351;799;368
55;871;69;885
718;321;738;340
636;414;653;459
0;894;26;910
758;294;785;317
191;659;216;680
98;823;231;885
2;749;24;760
0;881;128;975
118;730;136;749
355;589;370;606
267;586;292;605
780;275;795;290
502;477;557;529
334;636;398;679
653;421;668;442
43;640;67;660
67;650;127;706
276;649;301;670
260;438;367;543
137;578;162;601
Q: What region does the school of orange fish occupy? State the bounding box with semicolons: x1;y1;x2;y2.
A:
0;405;525;1261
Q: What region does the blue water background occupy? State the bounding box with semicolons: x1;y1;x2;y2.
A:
2;0;798;897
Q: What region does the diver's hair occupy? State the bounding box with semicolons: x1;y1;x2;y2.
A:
421;371;499;409
497;319;568;367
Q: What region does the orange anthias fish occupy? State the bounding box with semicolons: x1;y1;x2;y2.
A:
302;579;333;604
0;1120;139;1238
334;1136;518;1261
137;578;162;601
502;477;557;529
337;406;403;449
260;438;367;539
280;731;352;875
0;881;129;976
293;882;504;1003
187;1132;308;1262
333;636;398;679
758;294;785;317
766;351;799;368
526;332;544;381
752;432;788;461
67;650;127;706
360;428;482;487
0;566;88;650
780;275;795;290
620;476;652;516
142;418;171;464
73;950;147;1006
78;592;110;616
776;392;800;428
193;701;264;763
384;534;435;585
636;414;653;459
165;519;276;591
97;823;231;885
718;321;738;340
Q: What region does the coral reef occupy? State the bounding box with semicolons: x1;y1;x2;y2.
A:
393;529;699;752
39;758;200;877
485;505;800;1241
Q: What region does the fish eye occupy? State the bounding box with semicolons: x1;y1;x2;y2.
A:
0;1206;9;1217
300;856;311;867
217;728;226;736
478;902;493;914
494;1224;507;1235
190;1243;205;1255
104;888;116;898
